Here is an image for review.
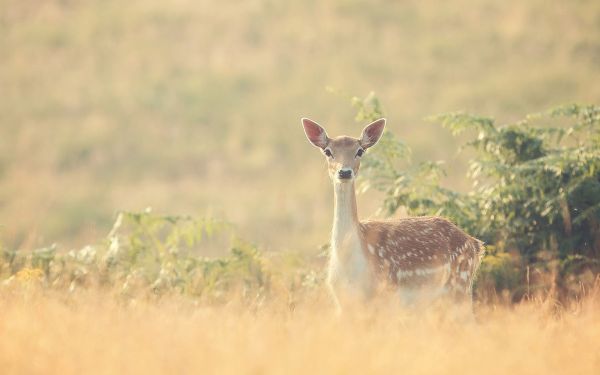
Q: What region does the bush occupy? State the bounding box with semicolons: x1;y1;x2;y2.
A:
351;93;600;298
1;209;321;306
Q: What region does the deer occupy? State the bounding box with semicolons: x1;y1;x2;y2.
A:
301;117;485;312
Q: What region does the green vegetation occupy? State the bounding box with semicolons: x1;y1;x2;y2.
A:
357;95;600;301
1;210;320;307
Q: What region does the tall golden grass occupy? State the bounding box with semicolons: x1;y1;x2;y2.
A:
1;283;599;374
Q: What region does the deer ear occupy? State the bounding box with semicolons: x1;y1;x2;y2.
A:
360;118;386;149
301;118;329;149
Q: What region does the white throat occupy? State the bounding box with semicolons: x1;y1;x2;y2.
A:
331;181;362;259
328;180;372;299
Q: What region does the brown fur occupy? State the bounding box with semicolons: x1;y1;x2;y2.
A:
360;217;484;298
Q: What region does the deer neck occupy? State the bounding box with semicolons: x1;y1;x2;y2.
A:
331;181;363;259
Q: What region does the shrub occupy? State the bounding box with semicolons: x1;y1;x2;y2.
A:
0;209;320;306
351;93;600;298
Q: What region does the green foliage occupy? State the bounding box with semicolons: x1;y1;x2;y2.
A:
0;210;320;304
431;104;600;260
359;100;600;257
476;251;522;299
355;95;480;230
353;94;600;296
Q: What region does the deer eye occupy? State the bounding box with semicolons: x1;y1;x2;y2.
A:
356;148;364;157
324;149;333;158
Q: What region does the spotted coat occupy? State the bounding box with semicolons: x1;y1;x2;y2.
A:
359;216;485;300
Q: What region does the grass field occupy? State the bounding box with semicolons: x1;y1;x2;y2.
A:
1;287;599;374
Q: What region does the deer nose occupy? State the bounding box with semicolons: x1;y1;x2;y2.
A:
338;169;353;179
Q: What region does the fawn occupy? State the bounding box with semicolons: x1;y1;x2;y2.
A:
302;118;484;311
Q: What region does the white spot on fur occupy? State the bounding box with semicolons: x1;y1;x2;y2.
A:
396;269;414;280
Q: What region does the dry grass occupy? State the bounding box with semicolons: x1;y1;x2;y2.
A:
1;286;599;374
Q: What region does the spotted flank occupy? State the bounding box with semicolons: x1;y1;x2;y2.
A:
360;216;485;299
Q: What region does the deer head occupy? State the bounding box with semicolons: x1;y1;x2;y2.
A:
301;118;386;183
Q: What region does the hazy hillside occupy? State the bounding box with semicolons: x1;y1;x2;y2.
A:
1;0;599;251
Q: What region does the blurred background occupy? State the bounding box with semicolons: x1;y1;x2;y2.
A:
1;0;599;252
